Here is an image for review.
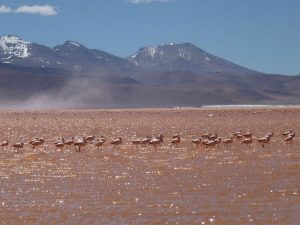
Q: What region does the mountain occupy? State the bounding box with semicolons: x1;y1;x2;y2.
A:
129;43;258;75
1;35;258;75
0;35;299;108
0;35;132;75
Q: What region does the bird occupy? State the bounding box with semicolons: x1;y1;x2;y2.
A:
285;135;294;144
233;129;243;137
149;138;161;148
141;137;152;146
85;135;95;142
30;138;45;149
243;132;252;139
171;137;181;148
95;137;106;149
235;134;243;140
257;136;271;148
205;140;216;148
13;142;24;152
214;137;222;145
29;138;37;144
242;138;253;145
99;135;106;142
149;135;164;148
132;138;143;146
64;137;75;147
192;138;202;148
74;137;86;152
1;140;9;147
29;138;38;145
30;140;44;149
95;139;105;149
223;137;233;147
111;137;122;147
201;139;209;147
209;133;218;140
55;141;65;152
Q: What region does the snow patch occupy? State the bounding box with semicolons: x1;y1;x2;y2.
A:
205;56;210;61
69;41;80;47
160;42;177;46
178;48;190;61
0;35;31;58
145;46;157;60
203;53;210;61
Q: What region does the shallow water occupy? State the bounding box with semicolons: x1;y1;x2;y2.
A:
0;109;299;224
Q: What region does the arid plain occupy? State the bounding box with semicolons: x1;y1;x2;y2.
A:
0;108;299;224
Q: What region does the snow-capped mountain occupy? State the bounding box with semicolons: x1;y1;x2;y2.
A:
0;35;131;73
128;43;257;74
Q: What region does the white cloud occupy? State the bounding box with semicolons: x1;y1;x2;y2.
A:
128;0;176;4
0;5;12;13
0;4;58;16
15;5;58;16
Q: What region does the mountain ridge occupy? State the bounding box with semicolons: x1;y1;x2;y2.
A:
0;35;259;75
0;34;299;108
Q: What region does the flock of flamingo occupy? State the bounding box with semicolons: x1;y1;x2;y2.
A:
0;130;296;153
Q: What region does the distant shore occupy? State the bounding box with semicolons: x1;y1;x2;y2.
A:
200;104;300;109
1;104;300;111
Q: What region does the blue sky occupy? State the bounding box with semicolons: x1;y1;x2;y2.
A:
0;0;300;75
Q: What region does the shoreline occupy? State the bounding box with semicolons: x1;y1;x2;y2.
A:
0;104;300;112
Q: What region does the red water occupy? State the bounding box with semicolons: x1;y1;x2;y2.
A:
0;109;299;224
